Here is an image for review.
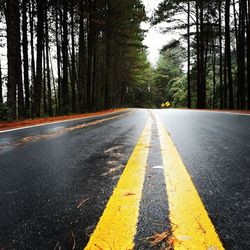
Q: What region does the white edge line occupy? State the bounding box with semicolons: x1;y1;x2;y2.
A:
0;110;129;134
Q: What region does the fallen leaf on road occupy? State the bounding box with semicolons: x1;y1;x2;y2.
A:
123;192;136;196
109;152;125;159
149;231;170;246
77;198;89;209
70;231;76;250
104;146;123;155
207;247;219;250
107;160;119;166
102;165;125;176
142;231;175;249
53;241;61;250
85;224;96;237
176;235;192;241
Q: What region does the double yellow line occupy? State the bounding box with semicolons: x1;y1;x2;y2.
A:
85;114;224;250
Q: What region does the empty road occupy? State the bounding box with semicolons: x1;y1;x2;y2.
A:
0;109;249;249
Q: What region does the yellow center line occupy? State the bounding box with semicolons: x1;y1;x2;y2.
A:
155;114;224;250
85;118;152;250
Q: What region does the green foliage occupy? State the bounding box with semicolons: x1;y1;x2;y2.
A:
125;50;156;108
153;44;186;108
168;75;187;107
152;0;184;26
103;0;151;108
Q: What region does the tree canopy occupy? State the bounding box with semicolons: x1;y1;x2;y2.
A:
0;0;152;120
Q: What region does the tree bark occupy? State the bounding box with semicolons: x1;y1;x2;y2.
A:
225;0;234;109
61;0;70;114
219;0;224;109
78;4;86;112
55;2;62;115
45;3;53;116
33;0;44;117
70;0;77;113
247;0;250;109
87;0;94;111
0;61;2;104
212;39;216;109
238;0;246;109
43;47;47;114
105;0;111;109
22;0;30;115
187;0;191;108
196;0;206;109
29;0;36;117
5;0;24;119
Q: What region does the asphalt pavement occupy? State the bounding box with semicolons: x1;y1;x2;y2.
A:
0;109;249;249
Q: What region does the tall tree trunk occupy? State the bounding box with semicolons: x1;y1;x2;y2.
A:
212;39;217;108
70;0;77;113
0;61;2;104
233;0;241;108
233;0;239;44
49;48;58;112
33;0;44;117
219;0;224;109
29;0;36;81
238;0;246;109
224;46;228;108
92;30;98;111
43;47;47;115
87;0;94;111
45;4;53;116
55;3;62;115
92;0;98;112
5;0;24;119
22;0;30;116
187;0;191;108
204;27;209;90
61;0;70;114
29;0;36;116
247;0;250;109
78;2;87;112
105;0;111;109
225;0;234;109
196;0;206;109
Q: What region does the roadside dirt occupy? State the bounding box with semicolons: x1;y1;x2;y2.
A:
0;109;126;131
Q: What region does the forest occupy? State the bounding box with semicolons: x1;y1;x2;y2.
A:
153;0;250;110
0;0;250;121
0;0;150;120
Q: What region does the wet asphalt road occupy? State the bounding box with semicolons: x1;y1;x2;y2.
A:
0;109;250;249
153;109;250;250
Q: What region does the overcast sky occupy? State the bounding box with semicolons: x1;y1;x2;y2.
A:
141;0;165;66
141;0;179;66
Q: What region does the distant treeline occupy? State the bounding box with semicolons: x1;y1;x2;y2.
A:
153;0;250;110
0;0;148;120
